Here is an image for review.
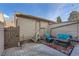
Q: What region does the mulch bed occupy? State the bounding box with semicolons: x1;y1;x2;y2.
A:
39;40;74;56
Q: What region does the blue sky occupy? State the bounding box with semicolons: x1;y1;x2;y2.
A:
0;3;79;21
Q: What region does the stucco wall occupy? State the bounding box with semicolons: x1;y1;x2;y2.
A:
35;21;40;32
0;23;4;55
40;21;49;35
16;16;50;41
50;23;79;39
40;21;49;28
50;21;77;28
17;17;36;41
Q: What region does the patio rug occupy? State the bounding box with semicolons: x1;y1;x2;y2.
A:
39;40;74;56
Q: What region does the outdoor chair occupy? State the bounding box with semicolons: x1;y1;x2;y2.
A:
44;32;54;43
54;34;72;47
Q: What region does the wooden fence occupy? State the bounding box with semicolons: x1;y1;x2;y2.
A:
4;27;19;49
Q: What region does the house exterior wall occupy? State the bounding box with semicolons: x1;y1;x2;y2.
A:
35;20;40;32
16;16;50;41
50;22;79;39
16;17;36;41
40;21;49;37
0;23;4;55
40;21;49;28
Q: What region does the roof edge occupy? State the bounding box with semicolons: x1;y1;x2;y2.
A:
15;12;56;23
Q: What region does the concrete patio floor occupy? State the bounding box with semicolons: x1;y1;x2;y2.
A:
2;42;79;56
2;43;67;56
71;45;79;56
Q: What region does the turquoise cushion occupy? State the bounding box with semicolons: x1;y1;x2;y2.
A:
57;34;70;40
45;32;52;41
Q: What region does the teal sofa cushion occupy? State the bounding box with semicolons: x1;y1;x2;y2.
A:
56;34;71;40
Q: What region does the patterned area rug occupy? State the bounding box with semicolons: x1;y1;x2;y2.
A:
40;40;74;56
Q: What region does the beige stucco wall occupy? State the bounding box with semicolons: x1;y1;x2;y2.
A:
50;21;77;28
35;21;40;32
40;21;49;34
40;21;49;28
16;16;50;41
0;23;4;55
17;17;36;41
50;22;79;39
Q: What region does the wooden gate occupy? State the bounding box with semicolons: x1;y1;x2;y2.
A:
4;27;19;49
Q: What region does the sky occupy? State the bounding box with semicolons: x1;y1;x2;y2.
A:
0;3;79;21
